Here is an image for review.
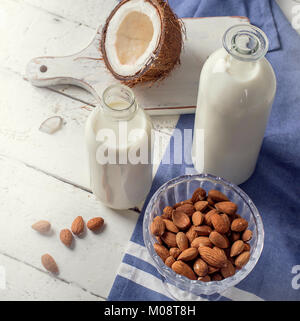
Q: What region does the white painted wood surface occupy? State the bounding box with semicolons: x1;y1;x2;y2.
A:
0;68;173;190
0;0;176;301
1;253;102;301
0;0;297;301
0;155;139;300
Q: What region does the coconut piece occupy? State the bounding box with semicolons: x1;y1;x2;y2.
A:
100;0;184;86
39;116;63;134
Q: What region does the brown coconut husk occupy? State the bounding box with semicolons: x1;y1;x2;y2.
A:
100;0;185;87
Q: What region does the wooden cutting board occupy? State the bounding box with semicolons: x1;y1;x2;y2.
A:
26;16;249;115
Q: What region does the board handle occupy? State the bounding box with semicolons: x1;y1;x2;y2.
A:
26;54;102;95
25;30;106;103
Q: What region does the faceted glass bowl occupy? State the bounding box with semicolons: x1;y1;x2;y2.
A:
143;174;264;300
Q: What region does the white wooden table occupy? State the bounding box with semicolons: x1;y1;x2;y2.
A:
0;0;298;301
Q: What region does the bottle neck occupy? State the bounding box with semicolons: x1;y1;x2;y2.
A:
101;84;138;121
223;24;269;63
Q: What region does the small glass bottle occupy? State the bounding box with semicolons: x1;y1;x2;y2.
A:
85;84;154;209
192;24;276;185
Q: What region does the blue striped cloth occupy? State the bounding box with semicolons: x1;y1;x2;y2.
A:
108;0;300;301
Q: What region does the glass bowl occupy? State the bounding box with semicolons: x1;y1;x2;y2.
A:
143;174;264;300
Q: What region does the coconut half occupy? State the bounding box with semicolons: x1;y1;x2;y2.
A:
101;0;184;86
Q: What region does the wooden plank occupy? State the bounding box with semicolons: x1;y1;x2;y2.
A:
0;0;93;72
0;155;140;299
0;253;103;300
0;0;98;105
0;67;90;189
0;68;173;189
23;0;117;29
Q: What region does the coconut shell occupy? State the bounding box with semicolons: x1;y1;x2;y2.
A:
100;0;184;86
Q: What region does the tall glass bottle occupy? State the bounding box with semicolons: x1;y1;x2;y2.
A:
192;24;276;185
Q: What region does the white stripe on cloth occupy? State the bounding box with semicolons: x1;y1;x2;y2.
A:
118;263;208;301
126;241;264;301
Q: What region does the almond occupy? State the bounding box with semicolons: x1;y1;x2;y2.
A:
163;219;179;233
198;275;211;282
173;200;193;208
199;246;227;268
213;246;227;259
161;231;177;248
191;187;206;203
194;201;208;212
31;220;51;234
215;201;237;216
165;256;176;268
176;232;189;251
230;240;245;257
242;229;253;242
230;232;241;242
175;203;195;217
209;231;229;249
171;260;197;280
177;247;198;261
172;210;191;230
211;213;230;234
207;197;215;206
244;243;251;251
231;218;248;232
185;226;198;243
211;273;223;281
60;229;73;247
71;216;84;235
193;258;208;277
41;254;58;274
154;243;169;262
156;236;163;245
208;190;229;202
192;211;204;226
222;213;231;227
204;209;218;226
221;260;236;278
235;251;250;269
87;217;104;231
191;236;213;249
162;206;173;219
169;247;181;259
207;265;219;274
194;225;212;236
150;216;166;236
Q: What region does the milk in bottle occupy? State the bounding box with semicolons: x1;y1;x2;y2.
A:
85;84;153;209
192;25;276;185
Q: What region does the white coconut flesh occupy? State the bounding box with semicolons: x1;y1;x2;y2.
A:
104;0;162;77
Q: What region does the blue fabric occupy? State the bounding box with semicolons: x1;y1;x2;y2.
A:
109;0;300;301
169;0;281;51
111;276;173;301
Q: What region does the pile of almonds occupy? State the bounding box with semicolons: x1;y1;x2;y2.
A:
151;188;252;282
32;216;105;274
